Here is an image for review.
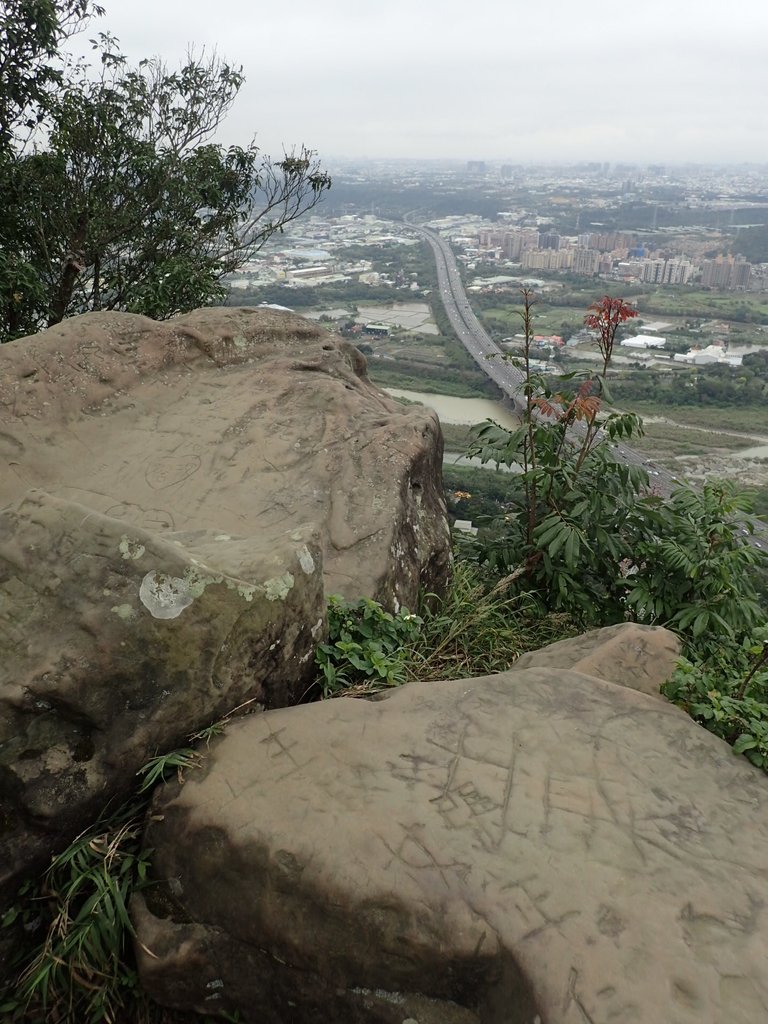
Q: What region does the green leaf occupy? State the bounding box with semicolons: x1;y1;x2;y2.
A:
564;529;579;568
1;906;19;928
676;607;699;630
548;529;567;559
692;611;710;638
733;734;758;754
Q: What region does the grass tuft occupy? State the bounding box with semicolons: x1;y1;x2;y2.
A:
405;560;579;682
3;800;150;1024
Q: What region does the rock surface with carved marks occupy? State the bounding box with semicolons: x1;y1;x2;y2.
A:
511;622;681;699
0;307;450;918
135;667;768;1024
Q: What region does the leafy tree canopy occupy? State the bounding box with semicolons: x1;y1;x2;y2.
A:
0;4;331;341
0;0;101;149
465;290;768;660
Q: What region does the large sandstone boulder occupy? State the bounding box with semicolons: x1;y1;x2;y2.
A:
0;307;449;604
135;666;768;1024
0;307;450;907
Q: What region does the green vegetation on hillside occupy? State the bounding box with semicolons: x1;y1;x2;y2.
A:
611;350;768;408
441;423;478;451
634;289;768;325
732;225;768;264
443;294;768;769
314;563;578;695
368;367;494;399
617;402;767;434
471;279;768;336
628;421;754;460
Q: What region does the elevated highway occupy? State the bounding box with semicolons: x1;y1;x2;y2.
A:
406;220;765;546
408;222;653;475
410;224;528;409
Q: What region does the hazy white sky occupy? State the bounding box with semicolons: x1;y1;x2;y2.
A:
76;0;768;165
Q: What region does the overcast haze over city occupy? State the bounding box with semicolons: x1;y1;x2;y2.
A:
76;0;767;165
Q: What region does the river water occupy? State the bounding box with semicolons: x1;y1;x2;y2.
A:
384;388;519;428
386;387;768;467
444;454;520;473
734;444;768;459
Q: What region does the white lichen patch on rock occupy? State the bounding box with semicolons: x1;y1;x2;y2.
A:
184;571;210;599
262;572;295;601
138;561;286;618
119;536;146;561
111;603;136;620
139;571;195;619
297;545;315;575
234;581;258;602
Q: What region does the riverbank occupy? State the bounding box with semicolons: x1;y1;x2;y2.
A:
384;387;518;428
388;386;768;489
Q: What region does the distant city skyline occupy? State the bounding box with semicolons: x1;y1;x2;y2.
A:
71;0;768;165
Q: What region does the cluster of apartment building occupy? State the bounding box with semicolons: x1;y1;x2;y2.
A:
699;255;752;290
615;256;695;285
474;227;753;290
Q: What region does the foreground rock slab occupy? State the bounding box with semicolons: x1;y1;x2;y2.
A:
136;669;768;1024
